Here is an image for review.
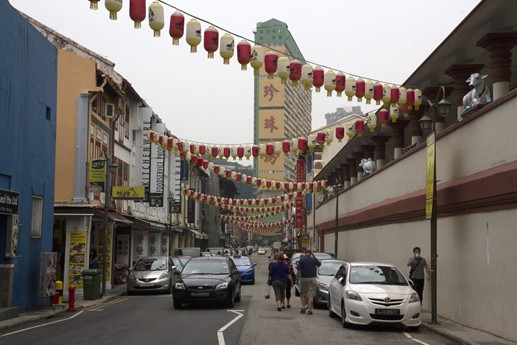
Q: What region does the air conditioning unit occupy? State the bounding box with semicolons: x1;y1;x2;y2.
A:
105;102;115;118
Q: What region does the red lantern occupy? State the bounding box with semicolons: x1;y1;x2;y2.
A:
251;145;259;159
130;0;146;29
390;86;399;105
246;176;253;185
169;10;184;45
406;89;415;110
335;72;346;97
177;140;184;152
275;181;282;190
266;143;274;156
213;165;220;174
189;144;196;154
203;160;209;170
237;40;251;71
266;180;272;189
198;144;206;156
191;156;198;165
237;146;244;160
373;82;383;105
355;78;366;102
264;51;278;79
298;138;307;152
282;140;291;155
223;146;231;159
289;60;302;86
203;26;219;58
313;66;324;92
379;108;389;127
211;146;219;158
336;127;345;142
316;132;326;145
355;120;365;137
197;157;203;167
226;169;232;178
236;172;242;181
283;182;290;190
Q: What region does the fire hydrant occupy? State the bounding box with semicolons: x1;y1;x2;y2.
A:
68;285;76;311
52;280;63;305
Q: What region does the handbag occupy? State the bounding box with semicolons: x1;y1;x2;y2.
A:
267;275;272;286
264;284;271;299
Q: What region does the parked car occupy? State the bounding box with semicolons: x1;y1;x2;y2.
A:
127;256;176;295
174;247;201;258
172;256;191;270
293;252;335;296
257;247;266;255
230;255;256;284
172;256;241;309
314;259;347;307
328;262;421;331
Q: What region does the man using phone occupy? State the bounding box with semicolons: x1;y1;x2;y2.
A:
407;246;431;305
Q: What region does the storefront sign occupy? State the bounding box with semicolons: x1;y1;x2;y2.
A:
67;230;87;289
0;189;19;215
112;186;145;200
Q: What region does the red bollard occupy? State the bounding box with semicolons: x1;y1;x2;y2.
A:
68;285;76;311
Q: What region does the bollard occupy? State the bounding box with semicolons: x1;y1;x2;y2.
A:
52;280;63;305
68;285;76;311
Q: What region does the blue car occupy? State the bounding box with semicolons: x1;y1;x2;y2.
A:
231;255;256;284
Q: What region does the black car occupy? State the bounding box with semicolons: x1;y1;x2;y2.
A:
172;256;241;309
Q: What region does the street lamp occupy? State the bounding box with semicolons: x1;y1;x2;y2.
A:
333;182;343;258
167;192;173;257
418;85;451;325
102;159;117;297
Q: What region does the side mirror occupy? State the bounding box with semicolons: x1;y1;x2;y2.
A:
338;277;346;285
170;265;177;271
174;270;181;275
252;263;257;267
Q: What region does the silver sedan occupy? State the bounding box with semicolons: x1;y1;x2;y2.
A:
127;256;176;295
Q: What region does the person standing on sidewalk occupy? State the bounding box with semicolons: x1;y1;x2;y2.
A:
269;254;290;311
296;249;321;315
407;246;431;304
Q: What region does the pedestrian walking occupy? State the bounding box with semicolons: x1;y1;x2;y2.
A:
284;256;295;308
406;246;431;305
296;249;321;315
268;254;290;311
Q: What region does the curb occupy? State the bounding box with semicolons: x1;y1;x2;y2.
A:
421;323;479;345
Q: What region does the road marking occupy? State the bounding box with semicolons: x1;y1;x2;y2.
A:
217;310;244;345
402;331;431;345
86;297;127;311
0;311;84;338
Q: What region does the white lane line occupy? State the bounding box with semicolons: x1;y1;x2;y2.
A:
0;311;84;338
217;310;244;345
402;331;431;345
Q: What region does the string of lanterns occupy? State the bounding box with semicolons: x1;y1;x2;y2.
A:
90;1;423;102
219;208;285;221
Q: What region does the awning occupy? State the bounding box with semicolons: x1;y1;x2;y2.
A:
189;228;208;240
132;217;181;234
94;209;132;225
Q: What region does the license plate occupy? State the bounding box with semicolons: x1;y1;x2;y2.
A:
139;283;152;287
375;309;400;315
191;292;209;297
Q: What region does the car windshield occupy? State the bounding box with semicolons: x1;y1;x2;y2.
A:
134;258;167;271
349;265;408;285
182;260;230;275
318;262;344;276
314;252;334;260
231;257;251;266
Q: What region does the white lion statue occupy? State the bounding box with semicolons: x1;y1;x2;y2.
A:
359;158;376;175
462;73;491;113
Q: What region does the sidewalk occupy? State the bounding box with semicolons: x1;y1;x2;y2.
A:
1;288;515;345
0;284;127;333
421;310;517;345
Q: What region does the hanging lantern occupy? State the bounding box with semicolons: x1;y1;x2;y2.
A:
325;129;333;146
398;86;407;108
148;1;164;37
336;127;345;142
275;181;282;190
355;120;365;137
167;137;174;151
323;69;336;97
237;173;243;182
105;0;123;20
301;64;313;91
367;112;377;132
186;19;202;53
316;132;326;146
345;76;357;101
198;144;206;156
237;146;245;160
250;45;264;76
414;89;423;110
130;0;146;29
169;11;184;45
346;124;356;140
406;89;415;110
298;138;308;152
277;56;290;84
390;103;399;123
363;80;374;104
373;82;383;105
382;84;391;106
89;0;100;10
230;146;237;160
225;169;232;179
256;178;262;187
379;108;389;127
203;160;209;170
289;60;302;86
356;78;367;102
251;145;259;159
282;140;291;155
259;143;266;158
172;138;179;153
264;51;278;79
211;146;219;158
390;86;400;105
291;138;299;154
220;167;226;176
236;40;252;71
197;157;204;167
312;66;324;92
204;26;219;58
274;142;282;157
223;146;231;159
244;145;251;159
266;143;275;156
190;155;198;166
402;103;410;117
335;72;346;97
308;134;317;152
208;162;214;172
246;176;253;185
219;33;234;64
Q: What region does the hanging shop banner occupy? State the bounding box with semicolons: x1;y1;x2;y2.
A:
150;122;166;207
141;106;153;203
67;230;87;289
112;186;145;200
0;189;19;215
171;152;182;213
295;159;306;229
425;133;435;220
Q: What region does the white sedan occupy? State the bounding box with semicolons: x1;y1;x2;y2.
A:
257;247;266;255
328;262;421;331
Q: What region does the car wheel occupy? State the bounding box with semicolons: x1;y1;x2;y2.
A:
328;298;336;318
127;290;134;296
408;326;420;332
234;286;241;302
226;289;235;308
341;301;351;328
173;298;183;309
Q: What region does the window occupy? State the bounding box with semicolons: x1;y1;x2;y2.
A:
31;196;43;238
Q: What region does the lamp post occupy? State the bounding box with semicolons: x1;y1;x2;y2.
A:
418;86;452;325
168;192;173;257
102;157;118;297
333;183;342;258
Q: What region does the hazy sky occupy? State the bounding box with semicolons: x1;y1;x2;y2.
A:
9;0;480;145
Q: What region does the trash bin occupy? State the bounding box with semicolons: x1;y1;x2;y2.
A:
82;269;101;300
